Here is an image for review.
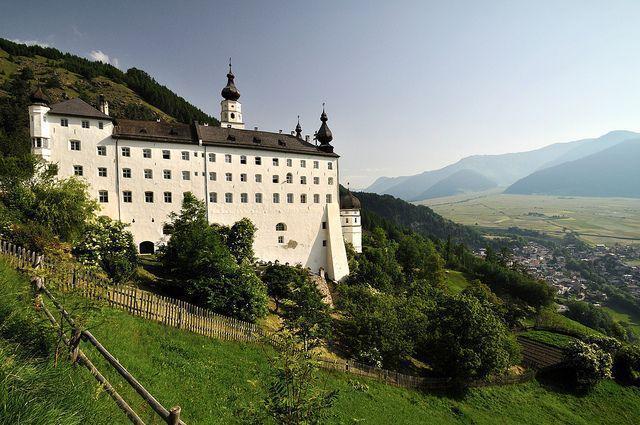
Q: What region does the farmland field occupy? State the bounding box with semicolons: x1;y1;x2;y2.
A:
419;191;640;245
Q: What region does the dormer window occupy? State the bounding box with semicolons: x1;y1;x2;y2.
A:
139;128;148;133
278;139;286;146
169;127;178;135
253;137;261;144
227;135;236;141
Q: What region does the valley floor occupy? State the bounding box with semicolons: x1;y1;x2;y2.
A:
419;192;640;245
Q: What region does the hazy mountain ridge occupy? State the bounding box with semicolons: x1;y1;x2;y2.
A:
416;169;497;200
505;139;640;198
367;131;640;201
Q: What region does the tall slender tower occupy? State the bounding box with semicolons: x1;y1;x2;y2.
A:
28;86;52;159
220;59;244;129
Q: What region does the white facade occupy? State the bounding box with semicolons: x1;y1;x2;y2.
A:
340;209;362;253
28;77;355;281
220;100;244;129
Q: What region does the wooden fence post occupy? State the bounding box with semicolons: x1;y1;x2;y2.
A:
167;405;181;425
69;327;82;365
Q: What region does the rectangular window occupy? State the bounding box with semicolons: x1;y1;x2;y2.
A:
163;170;171;179
209;172;217;181
70;140;81;151
328;177;334;185
208;152;216;162
255;174;262;183
225;172;232;182
98;122;104;130
322;221;327;229
272;175;279;183
240;193;248;203
144;169;153;179
300;176;307;184
300;194;307;203
278;236;284;244
143;148;151;158
164;192;172;203
225;154;232;163
326;194;332;203
209;192;217;203
121;147;130;157
73;165;83;176
272;158;279;166
240;155;247;164
123;191;132;203
328;162;333;170
81;120;90;129
255;193;263;203
97;146;106;156
122;168;131;178
225;193;233;203
181;151;189;160
255;156;262;165
286;158;292;167
314;194;320;203
300;160;306;168
145;191;154;203
323;240;327;247
163;150;171;159
273;193;280;203
98;190;108;203
313;177;320;185
98;167;107;177
287;193;294;203
240;173;247;182
182;171;191;180
60;118;68;127
313;161;319;169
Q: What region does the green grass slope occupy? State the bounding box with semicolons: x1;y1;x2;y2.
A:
1;257;637;424
0;261;124;425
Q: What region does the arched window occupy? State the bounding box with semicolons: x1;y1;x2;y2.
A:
276;223;287;231
286;173;293;183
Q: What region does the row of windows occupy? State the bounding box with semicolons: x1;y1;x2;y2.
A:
60;118;104;130
73;142;334;169
74;166;334;185
98;190;333;204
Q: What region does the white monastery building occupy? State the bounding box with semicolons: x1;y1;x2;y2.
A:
28;65;361;281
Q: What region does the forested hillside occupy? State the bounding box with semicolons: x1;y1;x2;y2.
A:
0;38;218;132
353;190;487;248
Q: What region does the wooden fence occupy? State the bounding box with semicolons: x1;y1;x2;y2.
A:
0;239;536;393
517;336;565;369
0;241;184;425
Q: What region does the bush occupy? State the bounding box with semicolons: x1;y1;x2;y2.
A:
282;276;332;351
564;340;612;391
613;344;640;386
73;216;137;283
262;263;304;312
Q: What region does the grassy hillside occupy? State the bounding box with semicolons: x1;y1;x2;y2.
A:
444;269;471;294
0;261;124;425
0;38;219;125
3;258;640;424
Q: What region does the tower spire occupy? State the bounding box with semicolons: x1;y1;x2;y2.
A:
221;59;240;101
295;115;302;138
315;103;333;152
220;59;244;129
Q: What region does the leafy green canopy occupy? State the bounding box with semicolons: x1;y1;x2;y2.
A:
160;193;267;322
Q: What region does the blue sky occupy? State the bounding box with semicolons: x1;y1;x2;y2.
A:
3;0;640;188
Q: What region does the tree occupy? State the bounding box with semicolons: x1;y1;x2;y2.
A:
564;340;612;391
239;332;338;424
564;300;628;341
226;218;257;264
160;193;267;321
283;277;332;351
613;344;640;386
262;263;305;312
73;216;137;283
395;234;445;286
419;292;520;383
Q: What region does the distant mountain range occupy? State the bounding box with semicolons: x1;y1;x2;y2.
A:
366;130;640;200
505;139;640;198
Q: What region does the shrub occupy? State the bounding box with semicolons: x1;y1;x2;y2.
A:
73;216;137;283
262;263;304;312
282;276;332;351
613;344;640;386
564;340;612;391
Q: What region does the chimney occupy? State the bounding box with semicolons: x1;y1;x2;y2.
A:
290;131;295;135
279;129;282;134
254;126;258;131
305;135;310;142
98;94;109;116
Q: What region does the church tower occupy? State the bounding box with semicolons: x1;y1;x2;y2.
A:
220;60;244;129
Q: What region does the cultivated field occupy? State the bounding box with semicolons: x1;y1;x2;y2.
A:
419;191;640;245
